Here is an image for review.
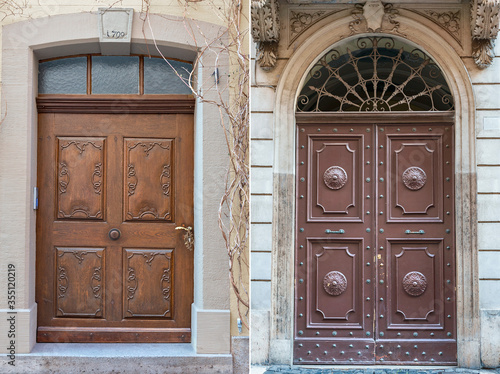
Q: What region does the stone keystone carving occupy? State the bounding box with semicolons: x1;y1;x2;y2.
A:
349;0;404;36
251;0;280;70
471;0;500;68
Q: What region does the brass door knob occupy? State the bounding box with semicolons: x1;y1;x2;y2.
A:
108;228;121;240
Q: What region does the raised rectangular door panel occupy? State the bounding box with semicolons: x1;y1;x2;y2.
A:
36;111;193;343
294;121;455;365
57;137;105;220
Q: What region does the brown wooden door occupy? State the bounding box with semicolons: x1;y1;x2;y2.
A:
294;119;456;364
36;109;194;343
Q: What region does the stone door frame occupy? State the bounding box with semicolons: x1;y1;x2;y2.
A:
0;12;230;354
270;16;480;368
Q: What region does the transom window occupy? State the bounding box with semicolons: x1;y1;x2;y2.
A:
38;55;193;95
297;36;454;112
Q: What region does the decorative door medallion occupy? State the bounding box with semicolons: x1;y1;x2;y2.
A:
36;104;194;342
294;121;456;364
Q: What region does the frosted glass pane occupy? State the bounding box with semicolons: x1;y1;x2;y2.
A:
144;58;192;94
92;56;139;94
38;57;87;94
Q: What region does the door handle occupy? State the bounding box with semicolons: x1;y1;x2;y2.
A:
325;229;345;234
175;225;194;251
108;228;121;240
405;229;425;235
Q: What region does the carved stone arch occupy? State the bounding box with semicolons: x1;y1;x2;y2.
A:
270;16;479;368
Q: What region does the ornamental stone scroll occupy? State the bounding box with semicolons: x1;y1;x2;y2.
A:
251;0;280;70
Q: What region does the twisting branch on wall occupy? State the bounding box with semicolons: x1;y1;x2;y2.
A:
140;0;250;330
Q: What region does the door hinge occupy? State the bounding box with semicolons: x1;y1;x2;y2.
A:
33;187;39;210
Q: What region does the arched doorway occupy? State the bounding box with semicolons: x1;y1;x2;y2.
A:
293;36;455;364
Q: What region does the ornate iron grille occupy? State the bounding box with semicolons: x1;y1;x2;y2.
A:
297;36;454;112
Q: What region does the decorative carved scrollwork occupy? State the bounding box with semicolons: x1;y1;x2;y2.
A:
425;10;461;39
323;271;348;296
402;167;427;191
160;165;171;196
323;166;348;190
251;0;280;70
471;0;500;68
403;271;427;296
92;162;102;195
57;266;68;299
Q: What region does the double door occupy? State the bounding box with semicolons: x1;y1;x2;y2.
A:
36;111;193;342
294;121;456;364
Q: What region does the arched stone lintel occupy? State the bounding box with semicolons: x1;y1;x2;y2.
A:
270;14;480;368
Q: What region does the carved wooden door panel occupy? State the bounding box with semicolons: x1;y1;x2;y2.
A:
294;121;456;365
36;111;194;342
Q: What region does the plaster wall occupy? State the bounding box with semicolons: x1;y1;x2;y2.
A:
0;10;232;356
250;1;499;368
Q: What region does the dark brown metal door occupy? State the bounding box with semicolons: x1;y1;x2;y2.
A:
36;109;194;342
294;119;456;365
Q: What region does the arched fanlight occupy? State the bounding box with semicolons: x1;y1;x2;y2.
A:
297;36;454;112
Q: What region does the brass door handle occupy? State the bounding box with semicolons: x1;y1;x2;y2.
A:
175;225;194;251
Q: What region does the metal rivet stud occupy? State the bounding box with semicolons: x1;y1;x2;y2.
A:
300;178;305;182
300;262;304;266
298;358;303;361
439;352;443;356
406;352;410;356
447;280;451;284
380;178;384;182
379;229;384;233
332;344;336;347
366;297;371;301
300;195;304;199
367;211;371;215
349;344;353;348
446;229;451;233
332;358;336;362
379;246;384;250
380;298;384;301
349;332;353;336
301;145;304;149
380;358;384;362
341;351;345;355
431;333;434;336
413;332;418;337
366;332;371;336
366;128;371;132
349;358;353;362
315;358;320;362
366;145;371;149
447;297;451;301
414;345;418;349
366;279;371;284
380;194;384;198
300;161;304;165
366;178;371;182
446;195;450;198
380;145;384;149
447;332;452;337
333;128;338;132
389;351;393;355
366;246;371;250
380;161;384;165
423;352;426;355
414;359;418;362
380;128;384;132
298;344;303;347
332;331;337;336
380;315;384;318
299;297;303;300
316;331;320;335
397;128;401;132
431;359;435;362
299;228;304;232
317;128;321;132
300;128;305;132
447;211;450;215
446;144;449;148
299;245;304;249
324;351;327;355
397;345;401;349
366;345;369;349
307;351;311;355
358;351;362;355
367;195;371;199
299;313;303;317
366;262;371;266
412;128;416;132
366;228;371;233
316;344;320;348
298;330;303;335
446;161;450;165
367;314;371;318
397;332;401;336
447;246;450;250
429;128;433;131
379;280;384;284
350;129;354;132
380;332;384;337
299;279;304;283
446;177;450;181
447;263;451;267
367;161;371;165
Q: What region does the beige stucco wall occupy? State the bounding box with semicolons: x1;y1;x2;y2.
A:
250;0;499;368
0;1;247;358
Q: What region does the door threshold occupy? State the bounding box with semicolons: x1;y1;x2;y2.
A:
5;343;232;374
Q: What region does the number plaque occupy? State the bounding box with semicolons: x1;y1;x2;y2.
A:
98;8;133;55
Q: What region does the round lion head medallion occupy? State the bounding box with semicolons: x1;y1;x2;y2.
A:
402;271;427;297
323;271;348;296
323;166;348;190
402;167;427;190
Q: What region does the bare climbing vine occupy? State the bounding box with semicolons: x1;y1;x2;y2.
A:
140;0;250;330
